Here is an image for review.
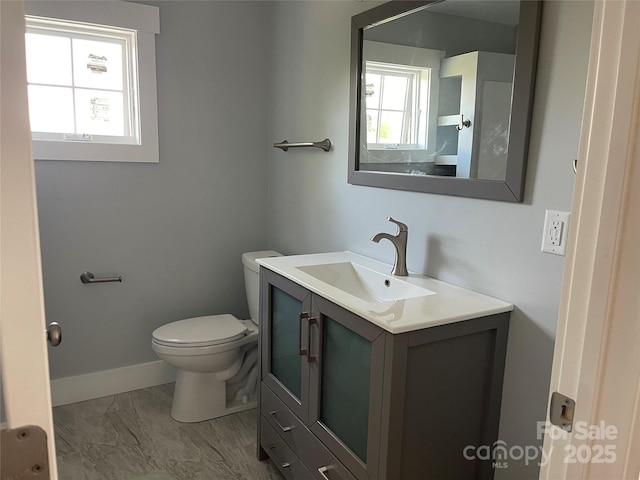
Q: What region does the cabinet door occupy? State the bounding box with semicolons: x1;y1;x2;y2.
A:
309;295;386;480
261;269;312;422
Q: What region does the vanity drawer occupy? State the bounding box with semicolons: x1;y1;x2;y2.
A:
261;416;314;480
261;383;358;480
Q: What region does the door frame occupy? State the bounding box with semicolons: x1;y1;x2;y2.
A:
540;0;640;478
1;0;58;476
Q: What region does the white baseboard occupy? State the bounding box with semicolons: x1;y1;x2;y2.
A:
50;360;177;407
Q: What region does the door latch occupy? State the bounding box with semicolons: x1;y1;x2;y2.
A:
549;391;576;432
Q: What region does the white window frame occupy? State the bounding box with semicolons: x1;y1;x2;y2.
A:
362;41;444;156
26;18;139;145
24;1;160;163
365;62;425;148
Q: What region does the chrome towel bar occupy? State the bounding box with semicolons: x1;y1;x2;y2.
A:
80;271;122;284
273;138;331;152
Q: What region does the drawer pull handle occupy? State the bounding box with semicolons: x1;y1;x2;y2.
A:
318;466;341;480
298;312;309;356
267;444;291;469
269;410;294;432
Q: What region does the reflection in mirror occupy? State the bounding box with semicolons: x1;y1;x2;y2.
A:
348;0;541;202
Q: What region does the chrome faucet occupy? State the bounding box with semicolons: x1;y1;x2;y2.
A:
371;217;408;276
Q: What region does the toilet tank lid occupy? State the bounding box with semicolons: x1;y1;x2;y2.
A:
242;250;282;273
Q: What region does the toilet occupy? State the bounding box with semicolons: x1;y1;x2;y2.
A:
151;250;281;422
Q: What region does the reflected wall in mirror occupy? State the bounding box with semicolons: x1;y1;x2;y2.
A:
348;0;542;202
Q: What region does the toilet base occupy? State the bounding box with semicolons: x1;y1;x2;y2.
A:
170;370;256;422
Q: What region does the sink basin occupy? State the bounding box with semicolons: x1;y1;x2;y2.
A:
296;262;435;303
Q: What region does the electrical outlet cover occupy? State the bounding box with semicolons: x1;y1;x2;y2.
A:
542;210;571;255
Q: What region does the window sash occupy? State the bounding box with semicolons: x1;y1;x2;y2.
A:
25;16;140;145
365;63;425;148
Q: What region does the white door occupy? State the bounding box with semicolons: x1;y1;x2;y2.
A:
540;0;640;479
0;0;58;477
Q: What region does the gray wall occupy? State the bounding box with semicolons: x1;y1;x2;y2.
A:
35;1;272;379
266;1;593;479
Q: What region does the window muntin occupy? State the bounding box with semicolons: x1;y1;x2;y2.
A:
25;16;139;146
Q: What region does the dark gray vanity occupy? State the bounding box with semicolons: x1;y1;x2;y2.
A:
256;253;512;480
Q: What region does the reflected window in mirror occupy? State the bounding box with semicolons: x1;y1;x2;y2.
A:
361;41;447;175
365;65;419;146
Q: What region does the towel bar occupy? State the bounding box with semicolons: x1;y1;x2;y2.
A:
273;138;331;152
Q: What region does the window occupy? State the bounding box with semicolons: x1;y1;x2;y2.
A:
24;1;159;163
361;41;444;155
365;63;425;147
26;18;137;144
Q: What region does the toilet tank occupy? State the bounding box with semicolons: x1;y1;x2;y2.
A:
242;250;282;323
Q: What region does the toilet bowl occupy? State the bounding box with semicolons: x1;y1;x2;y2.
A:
151;250;281;422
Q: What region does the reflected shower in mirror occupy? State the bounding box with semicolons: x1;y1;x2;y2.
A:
348;0;542;202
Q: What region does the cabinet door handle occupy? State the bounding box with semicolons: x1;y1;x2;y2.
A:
318;466;342;480
267;444;291;469
306;317;317;363
269;410;294;432
298;312;309;356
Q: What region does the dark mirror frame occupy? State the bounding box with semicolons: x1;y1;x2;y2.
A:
348;0;542;202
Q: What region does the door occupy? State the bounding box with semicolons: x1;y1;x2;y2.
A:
540;0;640;479
308;295;386;480
261;269;312;422
1;0;58;477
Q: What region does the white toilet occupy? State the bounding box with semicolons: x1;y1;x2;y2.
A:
151;250;281;422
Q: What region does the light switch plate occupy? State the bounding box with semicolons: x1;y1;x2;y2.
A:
542;210;570;255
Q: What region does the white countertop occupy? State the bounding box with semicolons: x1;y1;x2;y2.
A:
257;251;513;334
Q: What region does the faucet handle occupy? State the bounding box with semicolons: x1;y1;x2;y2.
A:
387;216;408;233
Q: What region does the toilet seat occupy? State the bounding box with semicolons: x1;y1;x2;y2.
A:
152;314;247;348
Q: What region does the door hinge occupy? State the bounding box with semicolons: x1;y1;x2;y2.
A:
1;425;49;479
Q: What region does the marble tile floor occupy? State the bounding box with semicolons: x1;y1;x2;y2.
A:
53;383;284;480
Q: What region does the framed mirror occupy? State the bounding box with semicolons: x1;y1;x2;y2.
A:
348;0;542;202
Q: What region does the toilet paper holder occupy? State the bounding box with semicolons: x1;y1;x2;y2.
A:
80;271;122;284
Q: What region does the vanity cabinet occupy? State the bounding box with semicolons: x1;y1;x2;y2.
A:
258;268;510;480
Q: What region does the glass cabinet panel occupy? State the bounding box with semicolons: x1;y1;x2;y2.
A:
320;316;372;462
271;287;303;400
